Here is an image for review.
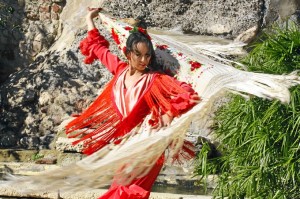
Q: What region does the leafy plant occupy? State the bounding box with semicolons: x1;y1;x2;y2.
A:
242;22;300;75
32;153;44;161
195;22;300;199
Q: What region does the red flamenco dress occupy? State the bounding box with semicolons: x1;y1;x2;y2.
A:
65;28;198;199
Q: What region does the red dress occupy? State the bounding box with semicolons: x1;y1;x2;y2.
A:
66;28;197;199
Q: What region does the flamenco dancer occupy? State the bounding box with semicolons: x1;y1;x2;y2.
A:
65;7;200;199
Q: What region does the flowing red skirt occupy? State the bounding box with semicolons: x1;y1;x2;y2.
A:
98;155;165;199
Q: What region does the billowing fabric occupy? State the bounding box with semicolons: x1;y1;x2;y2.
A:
66;28;198;198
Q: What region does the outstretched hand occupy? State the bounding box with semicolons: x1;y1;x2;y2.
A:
150;111;174;131
86;7;102;19
150;93;201;131
86;7;102;31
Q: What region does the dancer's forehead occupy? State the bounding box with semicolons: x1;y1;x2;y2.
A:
132;42;151;54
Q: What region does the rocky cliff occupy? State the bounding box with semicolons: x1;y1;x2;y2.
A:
0;0;299;150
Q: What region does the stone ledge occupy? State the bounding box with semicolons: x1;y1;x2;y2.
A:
0;149;85;166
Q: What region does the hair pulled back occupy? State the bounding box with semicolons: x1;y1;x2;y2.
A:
125;31;161;72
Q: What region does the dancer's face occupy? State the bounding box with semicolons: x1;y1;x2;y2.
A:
128;42;151;72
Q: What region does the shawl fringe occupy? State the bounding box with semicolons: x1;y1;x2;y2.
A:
65;79;120;154
144;74;195;119
144;74;197;160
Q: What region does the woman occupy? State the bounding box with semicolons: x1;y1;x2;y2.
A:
66;7;200;199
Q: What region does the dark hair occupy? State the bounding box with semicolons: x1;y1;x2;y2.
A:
125;31;161;72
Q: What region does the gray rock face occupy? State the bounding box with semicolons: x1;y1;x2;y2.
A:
0;0;65;83
0;27;115;149
0;0;26;83
104;0;262;35
0;0;299;149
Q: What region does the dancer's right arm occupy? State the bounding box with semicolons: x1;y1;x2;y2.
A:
80;7;126;75
86;7;100;31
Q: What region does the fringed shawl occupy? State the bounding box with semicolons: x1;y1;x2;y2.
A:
66;71;196;156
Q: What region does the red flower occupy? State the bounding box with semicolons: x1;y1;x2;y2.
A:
192;61;201;68
124;26;133;31
128;26;152;40
189;61;202;71
138;27;151;40
178;52;183;56
111;28;120;45
138;27;146;34
156;44;168;50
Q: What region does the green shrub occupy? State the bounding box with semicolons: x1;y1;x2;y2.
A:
243;22;300;75
195;22;300;199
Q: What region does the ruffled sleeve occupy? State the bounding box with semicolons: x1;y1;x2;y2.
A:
79;28;126;75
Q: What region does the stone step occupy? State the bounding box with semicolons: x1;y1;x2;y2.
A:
0;149;85;165
0;184;212;199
